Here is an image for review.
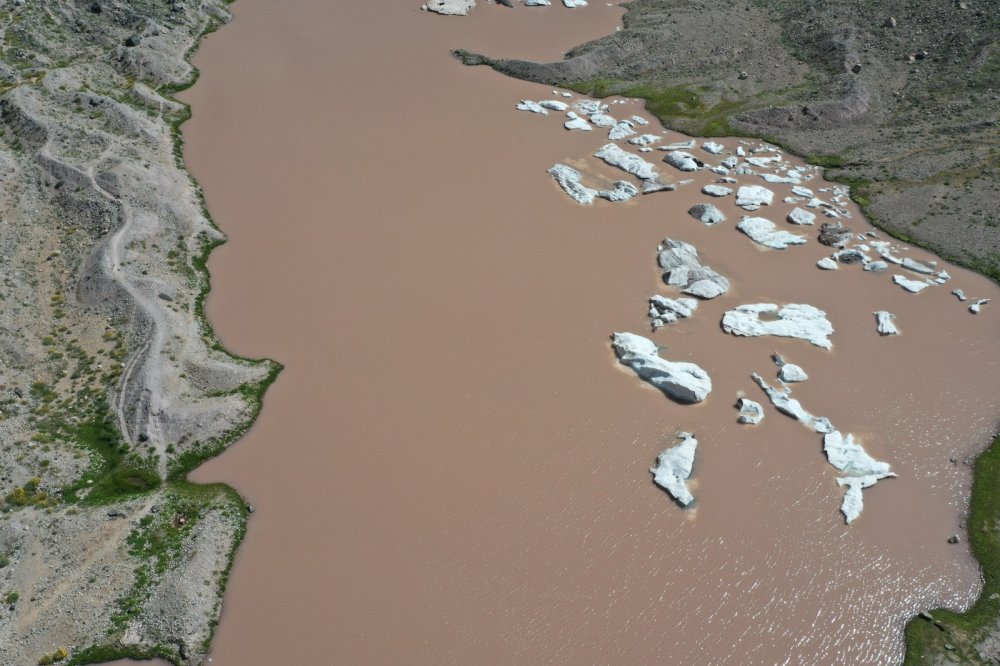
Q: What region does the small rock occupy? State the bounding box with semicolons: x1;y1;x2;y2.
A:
851;63;862;74
883;16;897;27
124;33;142;47
738;71;748;80
947;535;960;544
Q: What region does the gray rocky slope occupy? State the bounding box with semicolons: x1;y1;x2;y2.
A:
0;1;278;664
455;0;1000;281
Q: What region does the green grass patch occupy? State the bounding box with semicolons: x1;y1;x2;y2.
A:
904;434;1000;664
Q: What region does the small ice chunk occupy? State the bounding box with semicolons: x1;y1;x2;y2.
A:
737;398;765;425
589;113;617;127
738;217;807;249
874;311;899;335
515;100;548;115
664;151;702;171
563;112;592;131
650;432;698;506
702;141;724;154
970;299;990;314
688;204;725;226
723;303;833;349
538;99;569;111
612;333;713;403
608;121;637;140
702;184;733;197
817;257;838;270
952;288;966;301
893;274;931;293
774;353;808;382
787;208;816;225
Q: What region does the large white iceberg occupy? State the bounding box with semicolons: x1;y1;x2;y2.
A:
650;432;698;506
722;304;834;349
611;332;713;403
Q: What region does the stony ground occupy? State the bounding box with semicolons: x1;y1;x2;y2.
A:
457;0;1000;282
0;1;277;664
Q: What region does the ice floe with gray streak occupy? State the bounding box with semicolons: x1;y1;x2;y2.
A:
737;398;765;425
611;332;713;404
547;164;637;204
658;238;730;299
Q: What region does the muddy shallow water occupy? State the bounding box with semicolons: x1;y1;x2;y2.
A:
181;1;1000;663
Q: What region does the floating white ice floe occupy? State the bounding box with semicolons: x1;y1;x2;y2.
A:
649;295;698;329
611;332;713;403
737;398;765;425
538;99;568;111
892;274;931;293
788;207;816;225
630;115;648;125
515;100;548;115
650;432;698;506
735;185;774;210
970;298;990;314
664;151;702;171
594;143;659;181
423;0;475;15
824;431;896;523
608;121;636;140
702;141;724;154
658;238;730;299
547;164;637;204
816;257;838;270
562;0;587;7
722;303;834;349
687;204;725;226
874;311;899;335
563;111;592;131
774;353;808;382
952;288;967;301
737;217;807;249
589;113;617;127
702;184;733;197
629;134;661;146
751;374;834;433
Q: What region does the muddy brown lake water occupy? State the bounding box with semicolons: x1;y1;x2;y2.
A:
181;1;1000;663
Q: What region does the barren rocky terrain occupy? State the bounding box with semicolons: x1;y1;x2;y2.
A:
457;0;1000;282
0;1;277;664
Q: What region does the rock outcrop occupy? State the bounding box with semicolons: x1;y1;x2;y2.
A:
824;431;896;523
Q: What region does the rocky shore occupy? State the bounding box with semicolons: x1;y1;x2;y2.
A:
0;2;278;664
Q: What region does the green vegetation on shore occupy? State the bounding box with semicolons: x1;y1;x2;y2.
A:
904;434;1000;664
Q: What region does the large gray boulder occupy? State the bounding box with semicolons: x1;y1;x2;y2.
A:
611;333;712;403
